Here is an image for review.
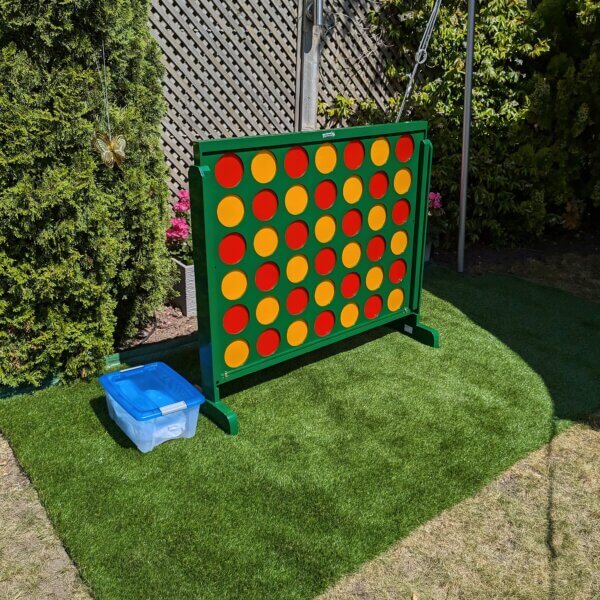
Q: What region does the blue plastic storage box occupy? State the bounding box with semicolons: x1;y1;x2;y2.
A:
99;362;205;453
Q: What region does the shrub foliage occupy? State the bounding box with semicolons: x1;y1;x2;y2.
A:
527;0;600;231
0;1;173;386
321;0;599;246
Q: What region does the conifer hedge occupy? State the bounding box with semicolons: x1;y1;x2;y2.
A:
0;1;173;386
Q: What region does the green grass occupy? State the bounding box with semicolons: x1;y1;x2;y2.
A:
0;267;598;600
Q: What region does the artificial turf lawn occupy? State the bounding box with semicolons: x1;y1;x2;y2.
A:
0;267;598;599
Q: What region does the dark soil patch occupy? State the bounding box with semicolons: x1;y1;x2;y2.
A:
434;235;599;303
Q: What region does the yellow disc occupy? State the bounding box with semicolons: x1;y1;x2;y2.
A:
251;150;277;184
287;319;308;346
253;227;278;257
343;176;363;204
314;280;335;307
315;215;336;243
394;169;412;194
387;288;405;311
370;137;390;166
217;195;244;228
256;296;279;325
224;339;250;368
340;303;359;328
342;242;361;268
315;143;337;174
221;270;247;300
390;230;409;255
286;255;309;283
366;266;384;291
368;204;387;231
285;185;309;215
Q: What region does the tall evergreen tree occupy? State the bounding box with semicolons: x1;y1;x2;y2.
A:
0;1;174;386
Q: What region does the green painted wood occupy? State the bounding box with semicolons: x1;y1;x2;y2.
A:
189;122;438;433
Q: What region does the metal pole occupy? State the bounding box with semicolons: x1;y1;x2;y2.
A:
298;1;323;131
458;0;476;273
315;0;323;26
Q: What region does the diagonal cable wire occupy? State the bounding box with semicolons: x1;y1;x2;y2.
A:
395;0;443;122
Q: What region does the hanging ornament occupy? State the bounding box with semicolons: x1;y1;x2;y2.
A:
94;38;126;169
93;132;126;168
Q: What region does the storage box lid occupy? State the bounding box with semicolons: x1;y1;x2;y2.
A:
99;362;205;421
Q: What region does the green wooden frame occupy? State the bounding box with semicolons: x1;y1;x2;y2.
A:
189;122;439;435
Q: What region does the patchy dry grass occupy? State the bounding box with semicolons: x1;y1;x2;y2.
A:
0;434;90;600
320;424;600;600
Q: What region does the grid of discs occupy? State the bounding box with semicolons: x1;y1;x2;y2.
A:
212;133;415;371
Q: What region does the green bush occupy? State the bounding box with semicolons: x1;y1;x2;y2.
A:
321;0;598;245
527;0;600;231
0;1;173;387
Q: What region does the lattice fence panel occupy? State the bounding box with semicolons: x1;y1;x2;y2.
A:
150;0;302;194
318;0;400;125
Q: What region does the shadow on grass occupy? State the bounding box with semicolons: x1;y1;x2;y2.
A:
157;326;393;400
89;395;135;450
424;265;600;423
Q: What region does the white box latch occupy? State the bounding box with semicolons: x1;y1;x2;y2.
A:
159;401;187;416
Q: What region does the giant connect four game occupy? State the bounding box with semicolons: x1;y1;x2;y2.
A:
189;122;439;434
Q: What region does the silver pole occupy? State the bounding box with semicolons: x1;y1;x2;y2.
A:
298;1;324;131
458;0;476;273
315;0;323;27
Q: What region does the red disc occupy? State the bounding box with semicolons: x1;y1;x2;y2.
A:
342;209;362;237
369;171;389;199
222;304;249;335
395;134;414;162
389;259;407;283
315;180;337;210
255;262;280;292
367;236;386;261
286;287;309;315
214;153;243;188
252;189;278;221
392;199;410;225
364;295;383;319
218;233;246;265
341;272;361;298
285;220;309;250
256;328;281;356
284;146;309;179
343;140;365;170
315;247;336;275
314;311;335;337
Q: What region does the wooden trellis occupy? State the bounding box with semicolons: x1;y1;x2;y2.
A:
318;0;400;120
149;0;398;194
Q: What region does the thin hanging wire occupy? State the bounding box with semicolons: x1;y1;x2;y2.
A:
395;0;443;122
99;38;112;138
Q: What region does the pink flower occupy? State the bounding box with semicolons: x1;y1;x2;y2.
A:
173;198;190;212
173;188;190;212
166;217;189;241
429;191;442;210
